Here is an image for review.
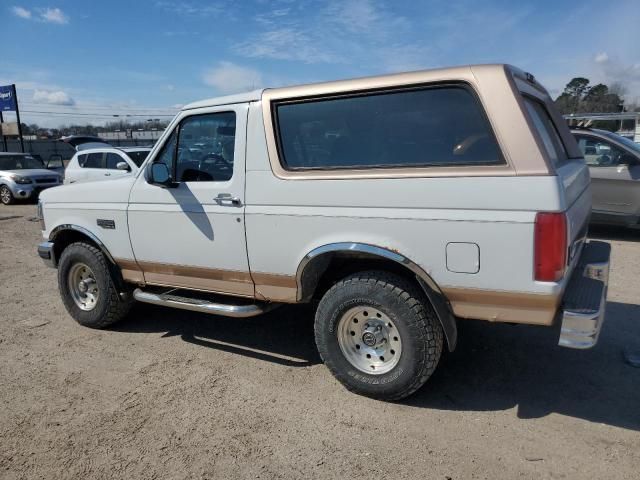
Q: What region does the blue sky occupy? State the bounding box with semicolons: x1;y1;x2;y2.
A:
1;0;639;127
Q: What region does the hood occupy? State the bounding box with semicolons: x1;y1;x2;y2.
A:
1;168;61;178
40;175;136;204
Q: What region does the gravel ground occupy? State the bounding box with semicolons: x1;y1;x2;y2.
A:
1;203;639;480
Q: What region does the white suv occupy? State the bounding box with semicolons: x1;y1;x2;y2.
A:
64;147;151;184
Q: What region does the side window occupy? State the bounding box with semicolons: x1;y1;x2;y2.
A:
77;154;88;167
105;153;125;169
84;152;104;169
176;112;236;182
576;136;626;167
523;98;568;167
273;86;504;170
152;112;236;183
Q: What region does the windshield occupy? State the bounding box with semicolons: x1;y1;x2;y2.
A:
601;131;640;154
0;155;45;170
123;150;150;167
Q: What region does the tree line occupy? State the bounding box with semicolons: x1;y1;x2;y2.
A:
19;119;170;138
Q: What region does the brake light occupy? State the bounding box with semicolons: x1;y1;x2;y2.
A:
534;212;567;282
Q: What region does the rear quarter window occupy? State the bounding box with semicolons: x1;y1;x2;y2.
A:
523;98;568;168
273;85;504;170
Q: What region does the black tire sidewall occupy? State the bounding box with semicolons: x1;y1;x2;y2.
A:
58;244;114;328
316;276;439;399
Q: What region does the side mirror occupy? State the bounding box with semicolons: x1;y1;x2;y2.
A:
619;153;638;166
149;162;175;187
116;161;131;171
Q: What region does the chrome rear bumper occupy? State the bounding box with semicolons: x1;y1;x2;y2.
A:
559;241;611;349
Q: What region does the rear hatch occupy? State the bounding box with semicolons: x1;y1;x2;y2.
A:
58;135;112;151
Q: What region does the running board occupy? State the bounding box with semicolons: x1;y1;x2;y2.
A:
133;288;277;318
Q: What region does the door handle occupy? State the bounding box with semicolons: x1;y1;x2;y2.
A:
104;173;111;176
214;193;241;206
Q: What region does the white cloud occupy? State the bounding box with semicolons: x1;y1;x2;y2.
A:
203;62;263;94
234;0;421;70
595;52;609;64
40;7;68;24
10;6;69;24
11;6;31;19
235;28;341;64
155;1;224;17
33;90;76;106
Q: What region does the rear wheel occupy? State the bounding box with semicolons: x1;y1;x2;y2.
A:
0;185;14;205
314;271;443;400
58;242;132;328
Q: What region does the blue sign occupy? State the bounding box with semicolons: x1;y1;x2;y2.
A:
0;85;17;112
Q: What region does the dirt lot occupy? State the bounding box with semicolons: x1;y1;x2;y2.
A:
0;203;638;480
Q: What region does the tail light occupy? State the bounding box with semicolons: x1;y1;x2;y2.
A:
534;212;567;282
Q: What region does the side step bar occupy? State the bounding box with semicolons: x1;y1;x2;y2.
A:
133;288;278;318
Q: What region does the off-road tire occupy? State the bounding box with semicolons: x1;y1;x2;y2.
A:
0;185;15;205
315;270;444;401
58;242;132;328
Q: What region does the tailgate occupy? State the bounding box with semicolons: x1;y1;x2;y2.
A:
556;159;591;274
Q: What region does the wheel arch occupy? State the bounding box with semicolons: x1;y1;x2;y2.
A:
296;242;457;351
49;224;126;290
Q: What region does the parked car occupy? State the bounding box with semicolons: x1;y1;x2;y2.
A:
571;127;640;228
37;64;610;400
64;147;152;184
0;153;63;205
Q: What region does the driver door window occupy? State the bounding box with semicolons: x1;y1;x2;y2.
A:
576;136;625;167
155;112;236;182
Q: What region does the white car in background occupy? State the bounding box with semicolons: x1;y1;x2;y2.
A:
64;146;152;184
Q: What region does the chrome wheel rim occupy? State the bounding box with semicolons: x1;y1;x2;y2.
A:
0;187;10;204
337;306;402;375
67;262;99;311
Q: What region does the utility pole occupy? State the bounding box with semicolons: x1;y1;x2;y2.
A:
0;110;7;152
12;85;24;152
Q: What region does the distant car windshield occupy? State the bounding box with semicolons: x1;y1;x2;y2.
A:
123;150;150;167
0;155;45;170
602;131;640;154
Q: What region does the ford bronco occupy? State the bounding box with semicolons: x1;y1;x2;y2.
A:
37;64;610;400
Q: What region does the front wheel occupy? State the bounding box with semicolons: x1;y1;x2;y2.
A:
0;185;15;205
314;271;443;401
58;242;132;328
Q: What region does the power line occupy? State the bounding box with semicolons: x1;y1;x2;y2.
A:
22;110;175;117
21;102;179;113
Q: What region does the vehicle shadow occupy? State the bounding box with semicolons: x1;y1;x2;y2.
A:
113;302;321;367
113;300;640;430
406;301;640;431
589;225;640;242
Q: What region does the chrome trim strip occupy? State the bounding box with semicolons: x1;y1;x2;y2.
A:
296;242;457;350
48;224;117;265
296;242;441;300
133;288;277;318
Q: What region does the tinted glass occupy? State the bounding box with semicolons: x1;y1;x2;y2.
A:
175;112;236;182
524;98;568;167
105;153;124;169
274;86;503;170
576;135;627;167
124;150;150;167
0;155;44;169
77;154;87;167
84;153;103;169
